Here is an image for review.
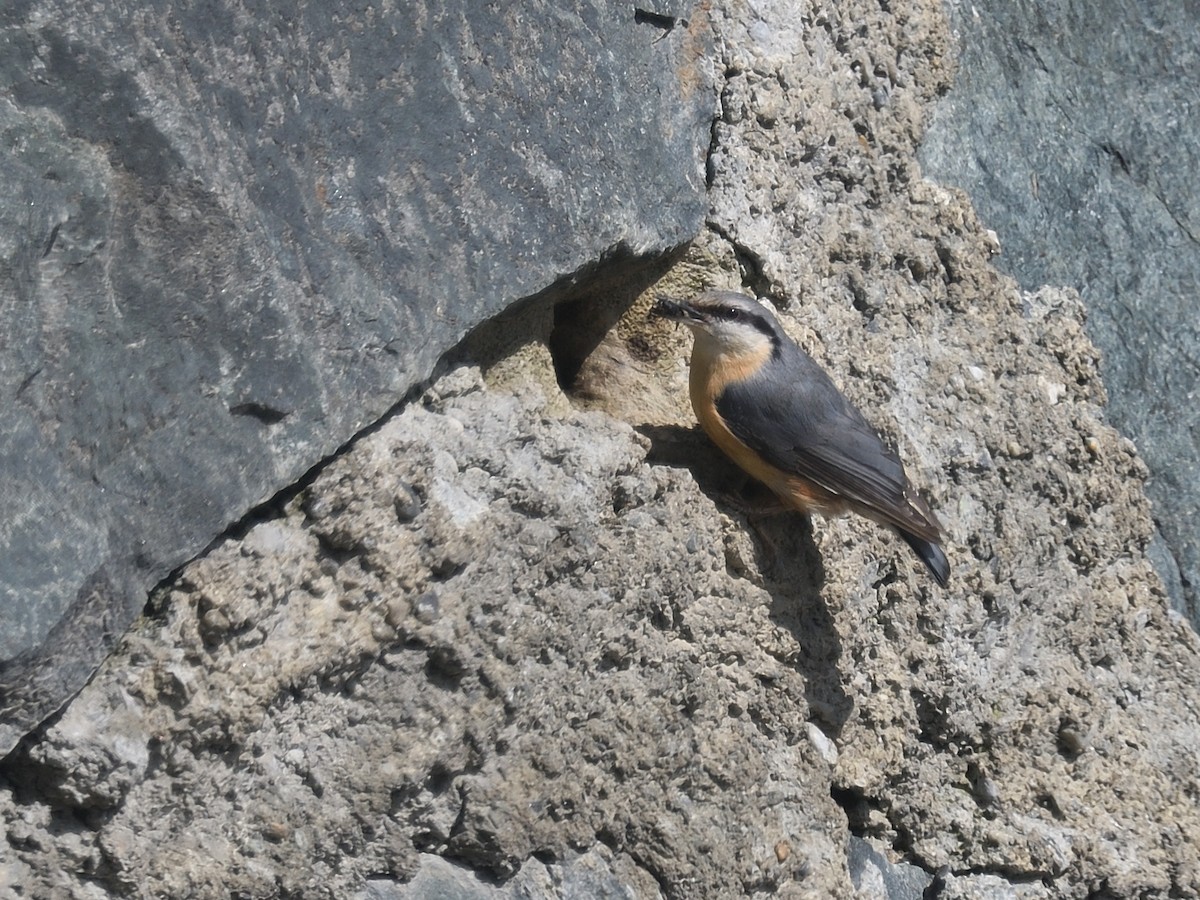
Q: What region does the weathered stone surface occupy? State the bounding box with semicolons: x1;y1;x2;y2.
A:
918;0;1200;625
0;1;713;750
0;371;851;897
3;0;1200;898
362;850;657;899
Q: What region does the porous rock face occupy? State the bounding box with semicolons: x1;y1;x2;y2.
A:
4;1;1200;898
0;0;712;751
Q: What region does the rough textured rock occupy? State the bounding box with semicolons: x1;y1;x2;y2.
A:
918;0;1200;625
4;1;1200;898
0;0;714;752
1;371;850;897
362;851;654;900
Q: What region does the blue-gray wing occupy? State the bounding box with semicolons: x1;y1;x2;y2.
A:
715;351;941;541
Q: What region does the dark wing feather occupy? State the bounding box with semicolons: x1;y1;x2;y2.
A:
716;346;940;541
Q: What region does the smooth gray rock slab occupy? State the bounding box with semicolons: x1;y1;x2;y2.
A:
919;0;1200;624
0;0;713;752
848;837;932;899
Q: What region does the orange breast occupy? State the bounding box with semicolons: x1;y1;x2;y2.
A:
688;345;846;517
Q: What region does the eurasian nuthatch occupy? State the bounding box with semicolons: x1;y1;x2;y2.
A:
651;290;949;586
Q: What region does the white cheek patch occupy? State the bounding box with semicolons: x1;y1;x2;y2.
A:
713;323;772;358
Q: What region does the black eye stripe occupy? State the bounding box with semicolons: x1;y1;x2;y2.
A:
712;305;775;335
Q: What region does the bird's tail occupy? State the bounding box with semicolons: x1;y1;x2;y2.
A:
899;530;950;587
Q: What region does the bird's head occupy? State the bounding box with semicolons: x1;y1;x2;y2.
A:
651;291;783;359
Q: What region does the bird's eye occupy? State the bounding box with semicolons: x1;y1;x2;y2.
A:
719;307;741;321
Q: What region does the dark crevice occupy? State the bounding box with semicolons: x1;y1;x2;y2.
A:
1097;140;1131;177
924;867;950;899
948;863;1057;885
423;646;468;692
545;243;687;391
633;8;689;33
705;220;774;300
313;533;362;566
42;222;61;257
706;66;729;190
228;401;290;425
830;783;872;838
706;103;720;188
15;366;42;400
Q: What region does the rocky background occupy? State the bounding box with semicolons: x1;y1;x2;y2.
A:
4;1;1200;899
919;0;1200;626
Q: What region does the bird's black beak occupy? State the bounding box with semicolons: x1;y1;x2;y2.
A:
650;296;704;323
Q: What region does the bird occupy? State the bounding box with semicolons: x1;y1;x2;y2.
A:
650;290;949;586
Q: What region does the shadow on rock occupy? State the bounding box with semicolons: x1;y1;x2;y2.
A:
637;423;853;735
755;513;853;736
